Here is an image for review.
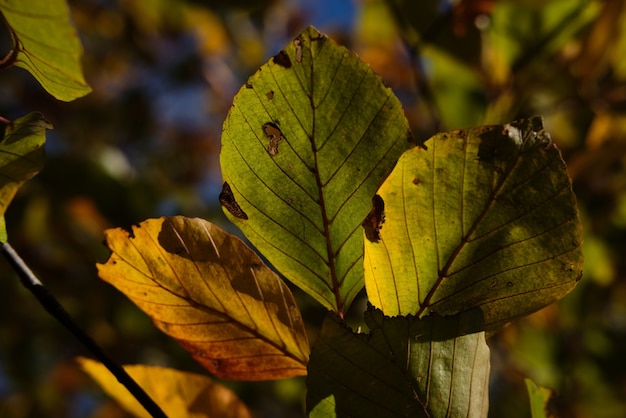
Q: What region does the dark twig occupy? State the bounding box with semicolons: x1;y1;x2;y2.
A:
0;241;168;418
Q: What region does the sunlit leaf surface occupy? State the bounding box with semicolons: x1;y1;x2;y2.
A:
0;0;92;101
220;26;412;313
98;216;309;380
525;378;553;418
78;357;252;418
364;117;583;330
0;112;49;242
306;308;489;418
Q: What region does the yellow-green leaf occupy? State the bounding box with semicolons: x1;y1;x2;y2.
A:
78;357;252;418
364;117;583;330
525;378;554;418
220;26;412;314
306;308;489;418
0;0;92;101
0;112;50;242
97;216;309;381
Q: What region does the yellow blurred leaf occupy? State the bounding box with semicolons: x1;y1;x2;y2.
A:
78;357;252;418
586;111;626;149
97;216;309;380
183;6;230;56
574;0;625;84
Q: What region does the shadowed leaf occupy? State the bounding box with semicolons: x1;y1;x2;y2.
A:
0;0;92;101
78;357;252;418
220;26;412;314
306;308;489;418
364;117;583;330
97;216;309;381
0;112;50;242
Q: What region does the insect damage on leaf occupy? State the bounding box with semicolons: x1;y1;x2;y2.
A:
273;50;292;68
219;182;248;220
294;36;303;63
362;194;385;243
263;122;285;156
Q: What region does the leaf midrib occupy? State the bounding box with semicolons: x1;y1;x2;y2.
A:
416;135;525;317
308;51;344;316
117;220;308;364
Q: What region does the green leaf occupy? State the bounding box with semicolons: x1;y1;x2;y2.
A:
0;0;92;101
220;26;412;313
489;0;600;74
525;378;554;418
364;117;583;330
306;308;489;418
0;113;49;242
0;217;6;243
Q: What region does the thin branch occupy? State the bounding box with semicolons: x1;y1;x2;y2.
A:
0;241;168;418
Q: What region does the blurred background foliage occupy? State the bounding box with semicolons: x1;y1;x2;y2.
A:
0;0;625;416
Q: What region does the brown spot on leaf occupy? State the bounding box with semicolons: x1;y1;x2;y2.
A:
294;36;303;63
219;182;248;220
273;50;292;68
363;194;385;243
412;177;421;186
245;82;253;89
266;90;274;100
263;122;285;156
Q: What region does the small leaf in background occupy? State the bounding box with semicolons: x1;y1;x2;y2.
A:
525;378;554;418
386;0;483;65
78;357;252;418
306;308;489;418
364;117;583;330
220;26;412;314
0;112;50;242
0;0;92;101
488;0;599;78
97;216;309;381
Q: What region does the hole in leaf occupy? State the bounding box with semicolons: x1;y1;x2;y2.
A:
219;182;248;220
263;122;284;156
272;50;292;68
362;194;385;243
294;36;303;63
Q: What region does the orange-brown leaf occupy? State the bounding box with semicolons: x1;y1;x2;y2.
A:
78;357;252;418
97;216;309;380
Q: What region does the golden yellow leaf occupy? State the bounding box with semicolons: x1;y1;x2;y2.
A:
78;357;252;418
97;216;309;380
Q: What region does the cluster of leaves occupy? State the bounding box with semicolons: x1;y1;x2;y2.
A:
0;0;585;413
3;0;626;417
90;25;583;417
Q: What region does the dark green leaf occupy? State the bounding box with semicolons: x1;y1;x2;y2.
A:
306;308;489;418
0;112;49;242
